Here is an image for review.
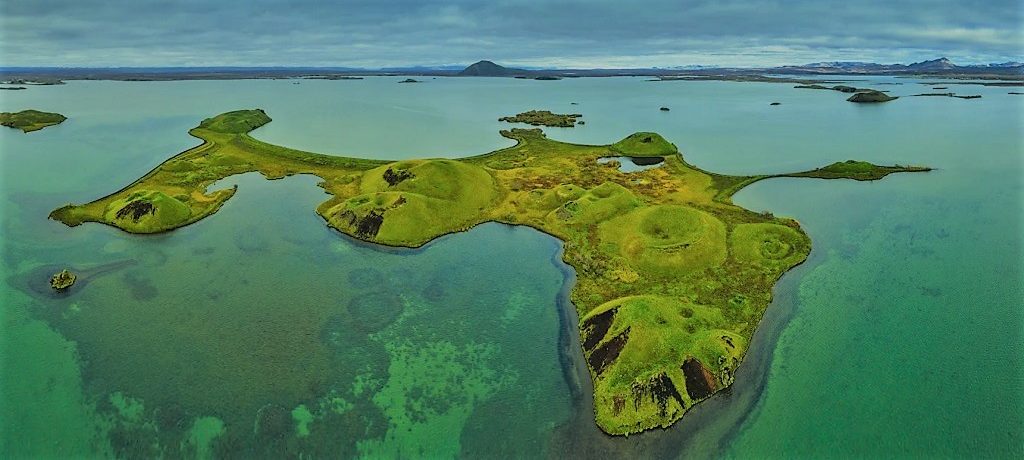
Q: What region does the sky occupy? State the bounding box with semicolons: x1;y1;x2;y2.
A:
1;0;1021;68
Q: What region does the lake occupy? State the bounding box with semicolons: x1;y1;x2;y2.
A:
1;76;1021;458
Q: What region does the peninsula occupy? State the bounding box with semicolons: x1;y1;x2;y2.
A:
0;109;67;132
49;110;929;435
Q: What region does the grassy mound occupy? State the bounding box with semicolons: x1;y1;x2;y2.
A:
324;159;499;246
610;132;677;157
581;295;745;434
101;190;192;233
525;184;586;211
731;223;809;270
549;182;640;226
0;109;67;133
600;205;727;278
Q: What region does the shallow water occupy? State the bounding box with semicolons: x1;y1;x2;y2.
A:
1;76;1021;458
596;156;665;172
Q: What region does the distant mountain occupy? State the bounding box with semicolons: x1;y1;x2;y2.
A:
907;57;957;71
774;57;1022;75
458;60;529;77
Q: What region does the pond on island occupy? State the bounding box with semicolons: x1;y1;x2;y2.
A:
596;155;666;172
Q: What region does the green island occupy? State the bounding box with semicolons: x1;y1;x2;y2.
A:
794;84;898;103
49;109;929;435
0;109;67;132
499;110;582;127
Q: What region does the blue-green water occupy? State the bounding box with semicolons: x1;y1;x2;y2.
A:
1;77;1021;458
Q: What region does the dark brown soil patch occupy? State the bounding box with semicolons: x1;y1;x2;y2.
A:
681;357;717;401
382;167;414;186
581;306;618;351
115;200;155;222
587;326;629;376
355;210;384;238
631;372;685;416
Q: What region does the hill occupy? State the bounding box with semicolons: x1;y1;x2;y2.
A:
457;60;529;77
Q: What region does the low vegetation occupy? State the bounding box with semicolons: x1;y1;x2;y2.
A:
499;110;582;127
0;109;67;132
785;160;930;180
50;109;929;435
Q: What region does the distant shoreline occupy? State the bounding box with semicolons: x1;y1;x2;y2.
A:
2;66;1020;85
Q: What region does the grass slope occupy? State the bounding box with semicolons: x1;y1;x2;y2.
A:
49;109;930;434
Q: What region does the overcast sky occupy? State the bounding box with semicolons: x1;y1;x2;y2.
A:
1;0;1021;68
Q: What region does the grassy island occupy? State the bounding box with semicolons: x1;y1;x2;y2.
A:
847;90;898;103
499;110;582;127
0;109;67;132
49;109;929;435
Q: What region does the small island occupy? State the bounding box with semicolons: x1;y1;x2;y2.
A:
499;110;582;127
794;84;898;103
786;160;930;180
50;269;77;290
847;90;898;103
397;78;421;83
0;109;67;133
912;92;982;99
49;109;929;435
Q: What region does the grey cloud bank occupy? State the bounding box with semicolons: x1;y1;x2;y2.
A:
1;0;1021;67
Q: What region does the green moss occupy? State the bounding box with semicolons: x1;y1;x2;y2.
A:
49;109;931;436
0;109;66;132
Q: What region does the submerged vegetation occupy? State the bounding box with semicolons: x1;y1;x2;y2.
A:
50;109;928;435
499;110;583;127
0;109;66;132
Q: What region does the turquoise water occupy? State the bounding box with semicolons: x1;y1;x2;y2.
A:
1;77;1021;458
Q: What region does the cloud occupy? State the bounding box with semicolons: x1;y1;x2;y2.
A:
0;0;1021;67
